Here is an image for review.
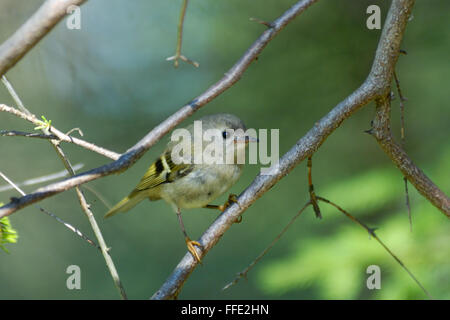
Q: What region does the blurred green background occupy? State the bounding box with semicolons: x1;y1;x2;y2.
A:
0;0;448;299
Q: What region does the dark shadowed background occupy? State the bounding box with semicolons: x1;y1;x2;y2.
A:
0;0;448;299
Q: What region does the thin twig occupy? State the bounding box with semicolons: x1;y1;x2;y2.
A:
393;71;412;231
0;157;109;209
0;163;84;193
166;0;199;68
249;17;274;28
66;127;83;137
2;78;127;300
0;130;57;140
81;184;112;210
316;196;432;299
0;170;99;250
393;72;407;143
0;104;120;160
223;201;311;291
1;76;29;113
2;75;119;160
75;186;128;299
52;141;127;299
307;156;322;219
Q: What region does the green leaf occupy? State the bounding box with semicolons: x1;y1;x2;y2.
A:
34;115;52;131
0;209;19;253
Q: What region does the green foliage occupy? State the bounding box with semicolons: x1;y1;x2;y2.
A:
34;115;52;131
258;209;450;299
0;203;18;253
256;158;450;299
319;167;402;217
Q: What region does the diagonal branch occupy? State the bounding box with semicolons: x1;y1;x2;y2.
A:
370;94;450;217
0;163;84;192
223;201;311;291
0;0;87;77
0;0;321;218
0;170;99;250
0;104;120;160
316;196;432;299
52;140;128;299
0;130;57;140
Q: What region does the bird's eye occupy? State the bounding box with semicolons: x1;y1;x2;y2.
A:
222;130;229;139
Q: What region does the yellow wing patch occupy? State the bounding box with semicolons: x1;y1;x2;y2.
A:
135;151;191;191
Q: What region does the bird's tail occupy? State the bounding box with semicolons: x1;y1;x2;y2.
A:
104;190;147;218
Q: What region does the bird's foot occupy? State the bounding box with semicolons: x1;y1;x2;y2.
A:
220;194;242;223
204;194;242;223
218;194;239;211
185;237;203;264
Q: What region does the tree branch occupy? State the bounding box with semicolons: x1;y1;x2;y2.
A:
51;139;127;299
0;170;99;250
166;0;199;68
0;104;120;160
0;0;320;218
0;163;84;192
370;94;450;217
0;130;57;140
0;0;87;77
366;0;414;92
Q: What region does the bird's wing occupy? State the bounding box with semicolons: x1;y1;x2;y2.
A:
135;151;192;191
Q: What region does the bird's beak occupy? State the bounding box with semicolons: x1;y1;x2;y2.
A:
234;135;259;144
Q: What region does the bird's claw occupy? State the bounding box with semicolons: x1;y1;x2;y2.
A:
219;194;243;224
219;194;239;211
185;237;203;264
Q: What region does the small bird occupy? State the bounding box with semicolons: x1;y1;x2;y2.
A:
105;114;256;263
